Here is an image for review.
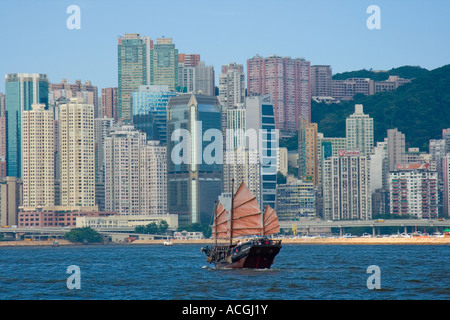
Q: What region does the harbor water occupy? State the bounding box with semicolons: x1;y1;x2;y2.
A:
0;244;449;300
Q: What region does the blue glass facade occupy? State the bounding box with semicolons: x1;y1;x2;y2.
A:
131;86;176;145
167;94;222;226
5;74;49;178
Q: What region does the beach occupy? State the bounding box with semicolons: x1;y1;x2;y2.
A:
1;237;449;247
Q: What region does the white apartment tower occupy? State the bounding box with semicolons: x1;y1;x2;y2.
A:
322;151;371;220
21;103;54;207
104;126;146;215
346;104;374;157
139;141;167;215
219;63;245;109
104;126;167;215
59;98;95;208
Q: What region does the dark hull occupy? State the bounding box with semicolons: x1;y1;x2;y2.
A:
202;239;282;269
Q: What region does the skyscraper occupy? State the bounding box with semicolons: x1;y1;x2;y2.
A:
346;104;374;157
118;33;151;123
311;65;332;97
247;55;310;135
5;73;49;178
387;128;406;171
59;98;95;208
101;87;118;120
389;165;438;219
132;85;177;145
298;118;319;186
150;38;178;91
245;95;278;209
139;140;167;215
104;125;146;215
167;94;222;226
21;104;54;207
322;150;371;220
177;61;215;96
218;63;245;108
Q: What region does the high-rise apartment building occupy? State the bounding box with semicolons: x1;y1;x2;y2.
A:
5;73;49;178
311;65;332;97
104;126;146;215
178;61;215;96
389;165;438;219
101;87;118;120
219;63;245;109
247;55;310;135
139;141;167;215
245;95;278;209
118;33;151;123
94;117;115;184
21;104;54;207
276;178;316;220
167;94;222;226
0;177;22;226
322;151;371;220
104;126;167;215
50;79;99;116
298;118;318;186
346;104;374;157
443;155;450;216
178;53;200;67
317;133;347;187
59;98;95;208
150;38;178;91
387;128;406;171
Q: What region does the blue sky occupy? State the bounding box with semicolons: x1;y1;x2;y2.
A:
0;0;449;91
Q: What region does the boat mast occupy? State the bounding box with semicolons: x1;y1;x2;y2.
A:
230;178;234;246
214;200;217;246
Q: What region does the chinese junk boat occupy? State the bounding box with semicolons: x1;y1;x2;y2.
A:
201;181;281;269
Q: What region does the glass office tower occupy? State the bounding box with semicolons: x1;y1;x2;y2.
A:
5;73;49;178
167;94;222;226
132;85;177;145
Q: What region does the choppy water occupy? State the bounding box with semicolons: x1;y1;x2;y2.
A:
0;244;448;300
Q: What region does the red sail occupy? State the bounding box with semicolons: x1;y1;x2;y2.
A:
263;205;280;236
231;182;263;237
212;201;229;239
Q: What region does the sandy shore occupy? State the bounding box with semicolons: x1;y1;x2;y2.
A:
1;237;449;246
131;237;450;245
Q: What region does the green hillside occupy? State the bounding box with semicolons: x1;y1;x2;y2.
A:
313;64;450;150
332;65;429;81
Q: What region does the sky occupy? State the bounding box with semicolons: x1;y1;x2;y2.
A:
0;0;449;92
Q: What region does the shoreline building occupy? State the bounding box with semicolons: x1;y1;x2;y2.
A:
21;104;54;207
5;73;49;178
276;177;316;220
389;163;438;219
167;94;222;226
247;55;310;136
322;150;371;220
59;98;96;209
